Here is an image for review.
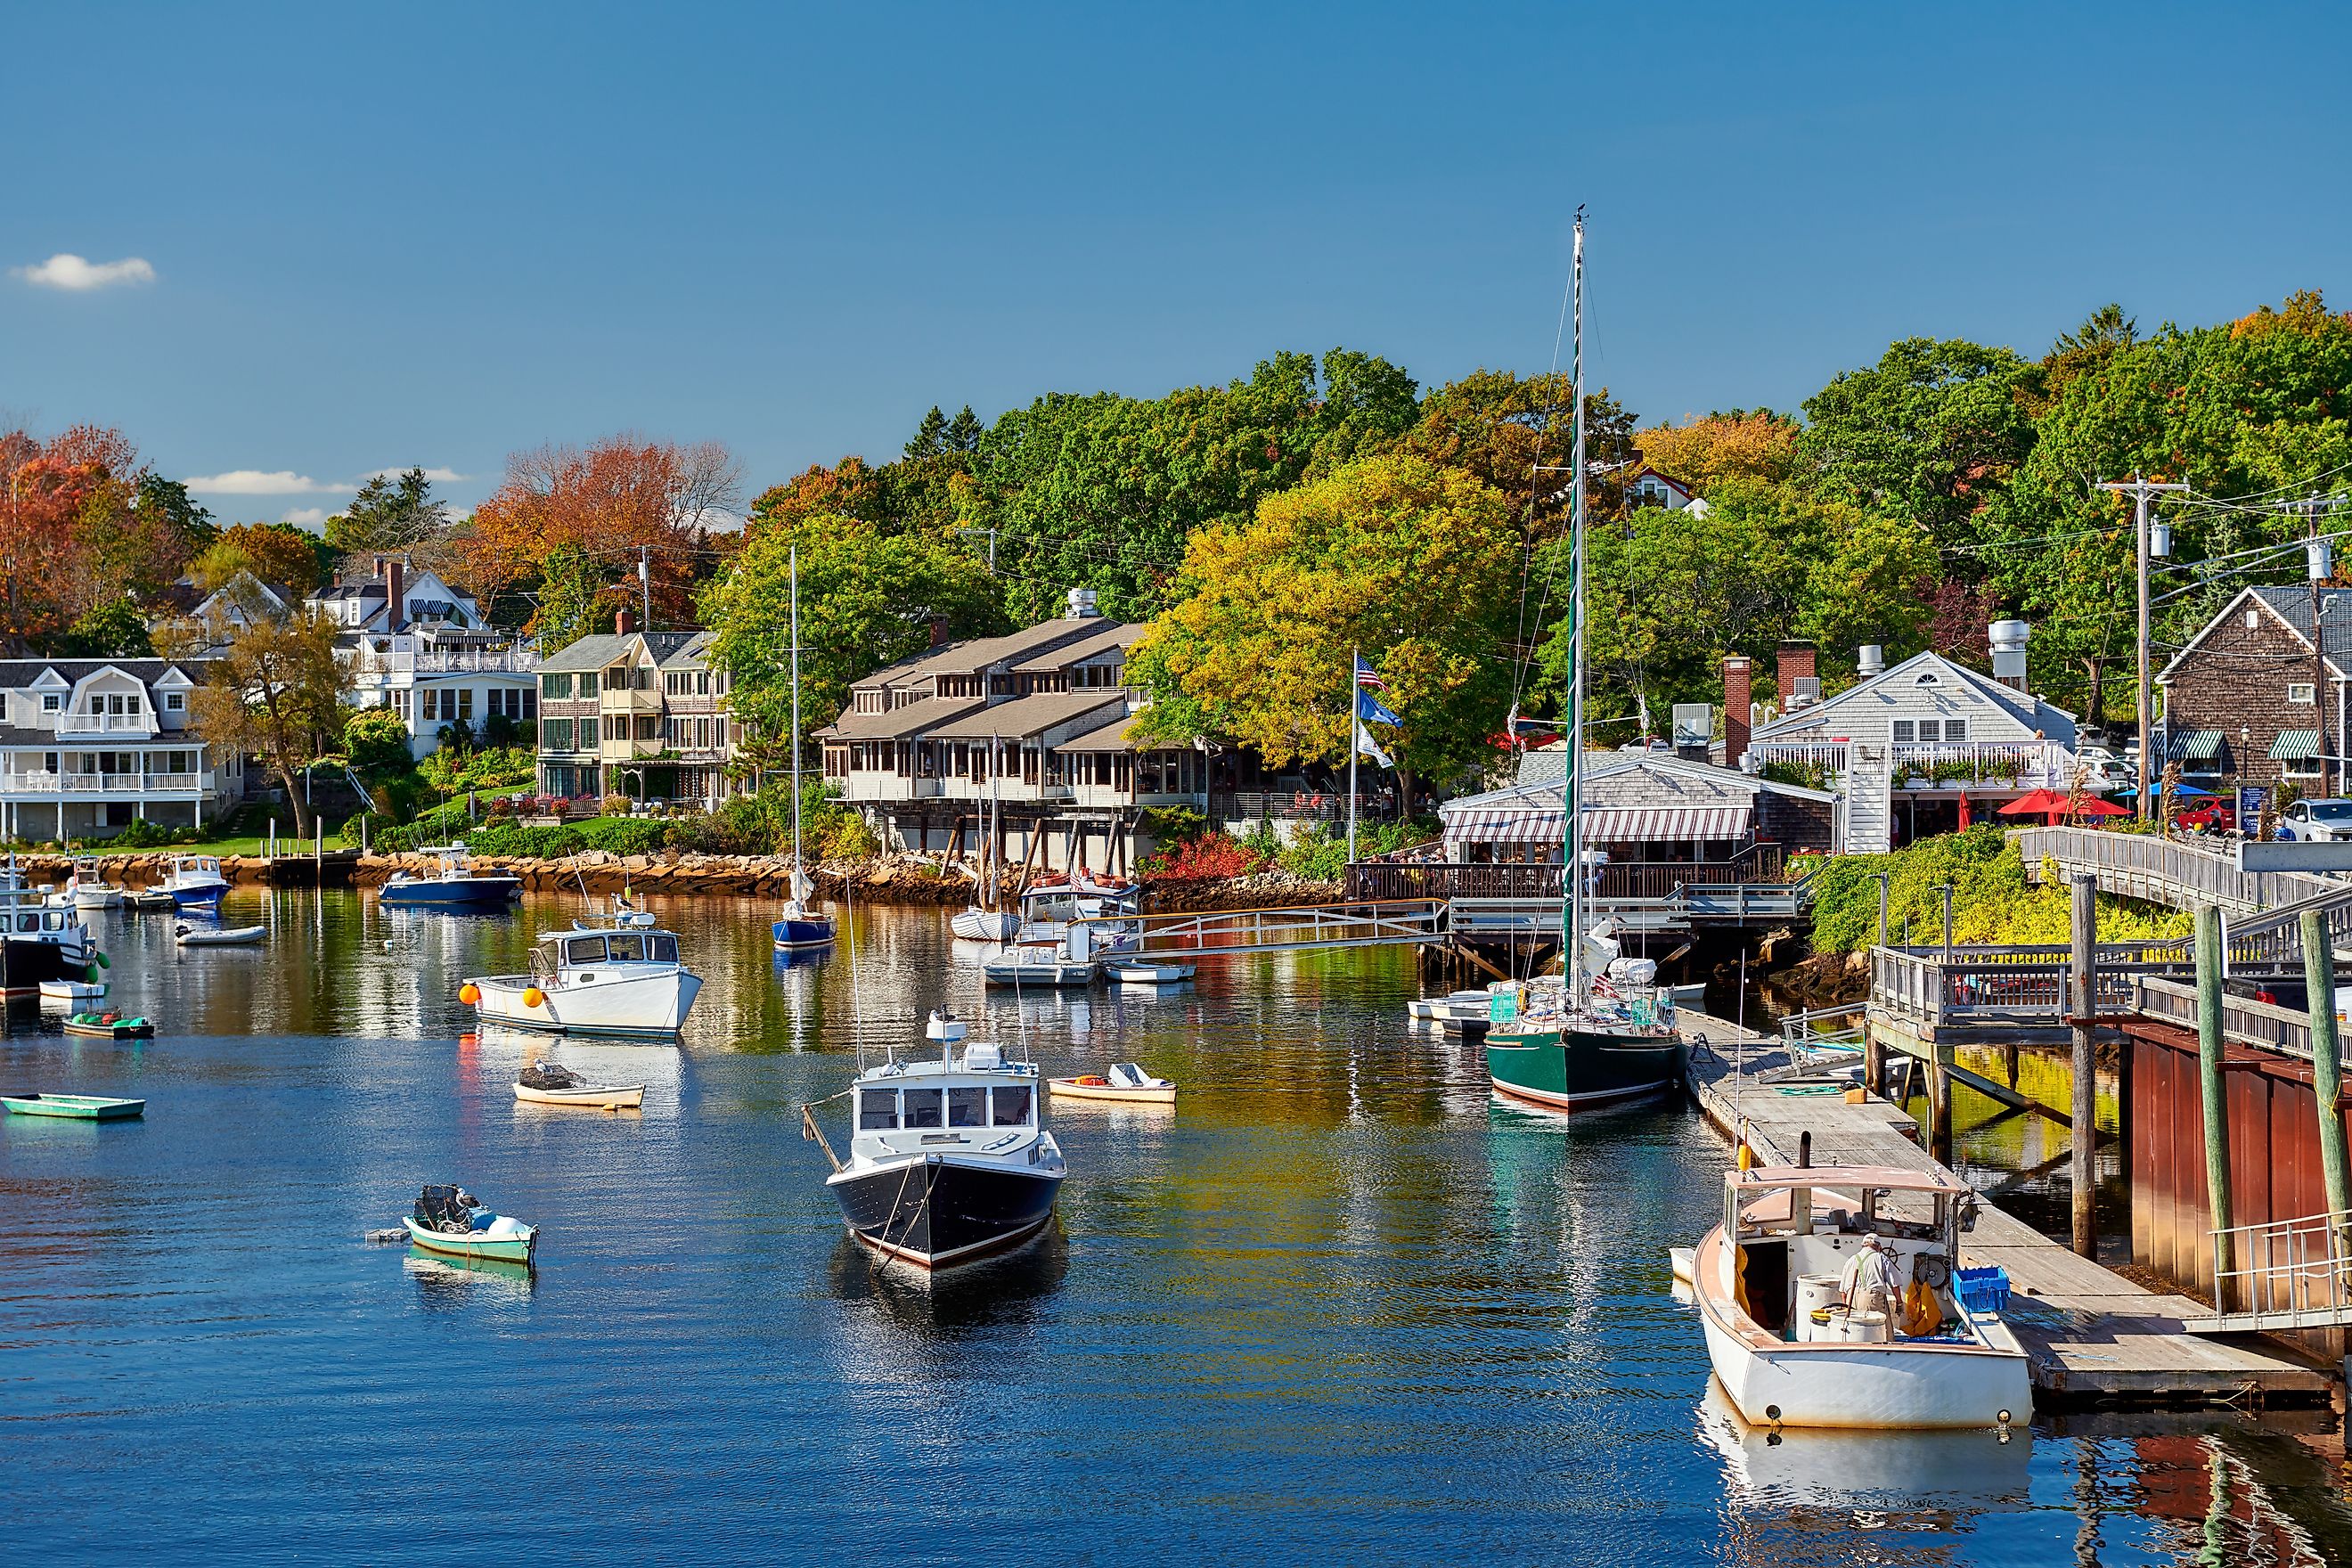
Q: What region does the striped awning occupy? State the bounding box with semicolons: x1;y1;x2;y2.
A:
2168;730;2224;762
2271;729;2321;760
1441;808;1564;841
1583;805;1753;843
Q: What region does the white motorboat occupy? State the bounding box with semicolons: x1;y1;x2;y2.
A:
951;907;1022;943
38;977;107;1003
176;922;265;946
1692;1162;2029;1430
69;858;122;911
1107;960;1194;984
1049;1062;1176;1105
513;1060;644;1110
0;876;104;996
1407;988;1490;1024
159;854;230;907
818;1010;1065;1270
462;920;702;1038
983;950;1097;987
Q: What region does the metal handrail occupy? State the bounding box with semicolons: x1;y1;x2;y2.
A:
2208;1208;2352;1321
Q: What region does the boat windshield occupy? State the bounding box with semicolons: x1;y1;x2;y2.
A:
992;1085;1033;1125
563;935;607;965
948;1087;987;1127
859;1088;899;1130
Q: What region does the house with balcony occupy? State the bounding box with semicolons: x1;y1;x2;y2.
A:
308;556;488;637
534;618;740;806
2155;584;2352;798
1735;637;2082;853
0;658;246;842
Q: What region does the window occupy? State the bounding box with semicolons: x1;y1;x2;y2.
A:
698;672;711;695
543;673;573;698
991;1085;1033;1126
1944;719;1966;742
42;693;61;712
902;1088;943;1129
565;936;607;965
1891;720;1915;744
607;934;645;961
580;717;600;747
2291;682;2317;705
126;693;143;714
2248;609;2262;630
948;1087;988;1128
580;672;599;698
635;715;658;740
648;935;677;962
2286;752;2324;780
544;718;574;750
458;688;474;721
859;1090;899;1131
522;690;536;720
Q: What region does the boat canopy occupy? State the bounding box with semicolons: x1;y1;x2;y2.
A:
1730;1164;1972;1196
539;928;681;967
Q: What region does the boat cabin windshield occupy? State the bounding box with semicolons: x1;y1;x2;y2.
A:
550;931;679;967
859;1082;1033;1131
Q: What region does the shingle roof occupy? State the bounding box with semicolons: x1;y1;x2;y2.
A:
1054;710;1154;753
819;696;986;741
922;690;1126;741
0;658;208;687
1011;622;1144;674
864;617;1122;691
536;632;699;672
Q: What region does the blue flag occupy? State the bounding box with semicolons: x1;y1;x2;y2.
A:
1357;688;1401;726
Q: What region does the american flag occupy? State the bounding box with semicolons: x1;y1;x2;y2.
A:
1354;654;1386;691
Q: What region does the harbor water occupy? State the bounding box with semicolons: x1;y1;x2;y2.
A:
5;889;2351;1564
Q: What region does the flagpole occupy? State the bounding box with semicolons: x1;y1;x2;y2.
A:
1347;646;1360;865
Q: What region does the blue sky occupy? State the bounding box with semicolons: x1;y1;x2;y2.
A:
5;3;2348;526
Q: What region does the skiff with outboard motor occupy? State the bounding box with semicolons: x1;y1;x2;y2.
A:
378;845;522;909
461;919;702;1038
818;1010;1065;1270
1691;1162;2029;1430
404;1184;538;1264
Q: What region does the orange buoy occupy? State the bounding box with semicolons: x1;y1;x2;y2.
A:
458;983;481;1006
522;986;546;1009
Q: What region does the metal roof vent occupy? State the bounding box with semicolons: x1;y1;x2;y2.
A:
1067;587;1100;618
1858;644;1884;677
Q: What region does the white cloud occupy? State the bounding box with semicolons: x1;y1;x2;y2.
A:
280;507;328;530
363;466;467;485
13;253;157;291
184;470;336;495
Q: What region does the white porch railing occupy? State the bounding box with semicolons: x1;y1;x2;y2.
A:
1745;740;1852;772
56;713;159;735
392;647;539;674
1889;741;2078;788
3;771;206;794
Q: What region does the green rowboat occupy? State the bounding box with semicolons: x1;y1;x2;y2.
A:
63;1014;156;1040
403;1216;538;1265
1;1092;146;1120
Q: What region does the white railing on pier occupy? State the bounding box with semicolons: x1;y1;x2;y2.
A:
2016;824;2341;916
1077;901;1448;958
2187;1208;2352;1333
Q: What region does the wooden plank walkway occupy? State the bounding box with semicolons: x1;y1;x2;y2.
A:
1677;1009;2333;1408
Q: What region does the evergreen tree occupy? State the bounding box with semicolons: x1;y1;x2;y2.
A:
905;406;950;459
945;404;983;452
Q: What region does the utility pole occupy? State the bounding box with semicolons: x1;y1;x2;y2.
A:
2099;476;2188;821
639;545;652;631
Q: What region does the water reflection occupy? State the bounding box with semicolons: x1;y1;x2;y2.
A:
404;1249;535;1307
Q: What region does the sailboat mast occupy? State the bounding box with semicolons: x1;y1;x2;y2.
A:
1565;209;1588;1008
789;543;804;880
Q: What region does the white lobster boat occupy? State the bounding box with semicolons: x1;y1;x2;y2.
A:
462;921;702;1038
1692;1163;2029;1431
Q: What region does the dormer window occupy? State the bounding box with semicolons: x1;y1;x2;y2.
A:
41;694;60;713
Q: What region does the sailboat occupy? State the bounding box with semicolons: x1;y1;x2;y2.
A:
951;735;1022;942
772;543;838;953
1485;210;1682;1114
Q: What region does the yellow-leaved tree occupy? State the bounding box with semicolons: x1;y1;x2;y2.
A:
1129;453;1525;800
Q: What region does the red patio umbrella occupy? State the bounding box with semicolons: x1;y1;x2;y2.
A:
2068;797;2129;820
1996;789;2069;819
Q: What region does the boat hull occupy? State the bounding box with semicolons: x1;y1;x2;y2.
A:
514;1081;645;1109
38;979;105;1002
829;1154;1063;1270
166;883;227;907
1049;1077;1177;1105
63;1018;154;1040
771;916;836;951
982;960;1096;987
1694;1229;2029;1429
380;877;520;908
2;936;86;994
951;909;1022;942
470;969;701;1038
1;1093;144;1120
1485;1023;1678;1112
177;926;265;946
404;1217;537;1264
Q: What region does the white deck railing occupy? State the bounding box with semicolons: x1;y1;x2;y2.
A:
2;771;205;794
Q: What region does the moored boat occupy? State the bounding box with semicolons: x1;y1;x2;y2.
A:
818;1010;1065;1270
1049;1062;1176;1105
951;907;1022;943
1692;1163;2029;1430
69;858;122;910
378;845;522;908
0;1091;145;1120
983;951;1097;988
462;919;702;1038
159;855;229;907
38;977;107;1002
404;1184;538;1264
62;1011;155;1040
0;877;103;995
1107;961;1194;984
175;922;265;946
514;1060;645;1110
768;543;838;955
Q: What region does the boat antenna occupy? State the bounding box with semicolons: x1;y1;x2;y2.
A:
1564;206;1588;1014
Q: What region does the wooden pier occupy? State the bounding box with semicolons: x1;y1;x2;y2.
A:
1678;1009;2333;1409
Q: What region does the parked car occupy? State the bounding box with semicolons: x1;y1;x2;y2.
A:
2175;799;2237;834
2276;798;2352;842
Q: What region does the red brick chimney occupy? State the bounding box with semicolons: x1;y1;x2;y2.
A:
380;557;405;633
1776;641;1817;710
617;608;636;636
1723;657;1752;768
929;616;951;649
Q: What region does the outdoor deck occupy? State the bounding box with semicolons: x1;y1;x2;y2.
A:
1678;1009;2332;1409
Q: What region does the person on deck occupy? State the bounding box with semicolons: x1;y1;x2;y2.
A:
1841;1232;1903;1320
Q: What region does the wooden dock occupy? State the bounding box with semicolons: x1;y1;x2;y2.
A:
1678;1009;2333;1409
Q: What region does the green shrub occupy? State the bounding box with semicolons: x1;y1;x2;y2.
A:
108;818;200;849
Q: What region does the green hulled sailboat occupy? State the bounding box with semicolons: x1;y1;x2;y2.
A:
1486;210;1681;1114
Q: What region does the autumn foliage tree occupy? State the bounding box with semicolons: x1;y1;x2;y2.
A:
463;435;742;633
0;425;208;652
188;612;348;837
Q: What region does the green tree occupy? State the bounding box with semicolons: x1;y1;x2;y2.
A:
905;406;950;459
135;474;216;551
325;467;451;559
944;404;984;452
1129;453;1523;793
188;612;347;836
701;517;1008;762
1401;372;1637;525
38;596;155;658
344;706;416;777
533;542;608;651
192;521;327;597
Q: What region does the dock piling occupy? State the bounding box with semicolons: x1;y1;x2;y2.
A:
2070;874;2098;1258
2299;910;2352;1228
2195;902;2234;1305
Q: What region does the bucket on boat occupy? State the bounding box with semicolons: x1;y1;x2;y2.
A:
1794;1275;1843;1339
1833;1309;1891;1344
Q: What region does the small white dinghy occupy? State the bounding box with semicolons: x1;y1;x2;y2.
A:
176;922;265;946
1049;1061;1177;1105
1107;961;1195;984
38;977;108;1003
514;1060;644;1111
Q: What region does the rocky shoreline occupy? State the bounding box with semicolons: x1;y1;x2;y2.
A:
23;850;1345;915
